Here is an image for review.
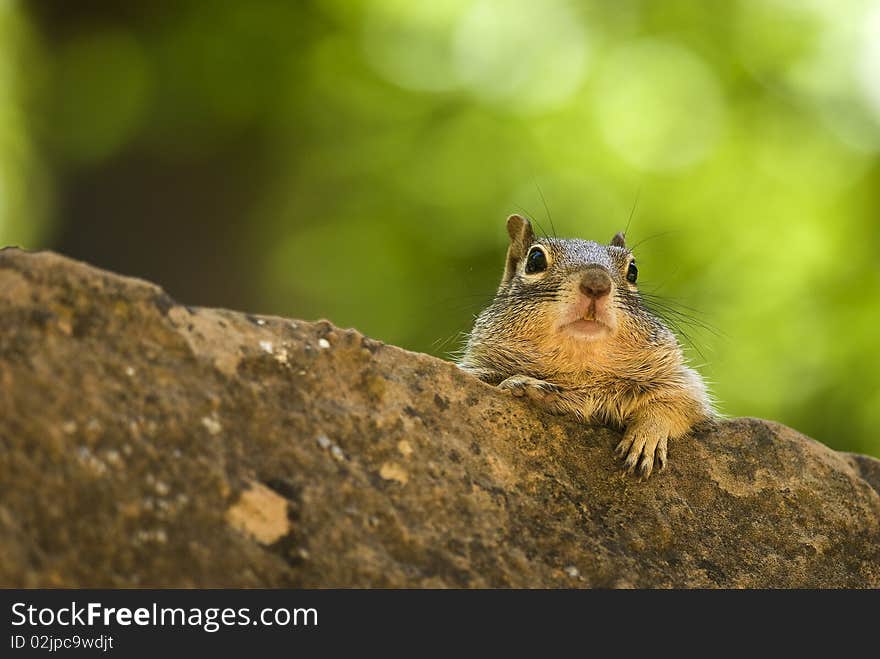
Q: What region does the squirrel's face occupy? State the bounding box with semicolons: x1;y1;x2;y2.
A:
500;214;639;345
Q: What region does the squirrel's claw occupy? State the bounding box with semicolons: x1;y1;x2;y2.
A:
656;436;668;471
617;426;669;479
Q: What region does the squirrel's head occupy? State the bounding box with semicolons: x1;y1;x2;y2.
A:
499;214;641;346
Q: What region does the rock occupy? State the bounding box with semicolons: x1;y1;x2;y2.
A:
0;247;878;588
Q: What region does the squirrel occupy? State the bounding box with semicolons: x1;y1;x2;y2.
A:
457;214;714;478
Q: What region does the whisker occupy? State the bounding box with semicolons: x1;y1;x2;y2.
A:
614;287;723;360
536;183;557;239
624;188;640;237
433;331;470;360
638;293;724;338
629;229;691;253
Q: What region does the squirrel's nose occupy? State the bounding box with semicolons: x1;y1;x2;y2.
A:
579;268;612;300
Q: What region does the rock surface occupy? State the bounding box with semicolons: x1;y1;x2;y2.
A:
0;247;878;588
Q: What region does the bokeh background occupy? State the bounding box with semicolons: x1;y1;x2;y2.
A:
2;0;878;456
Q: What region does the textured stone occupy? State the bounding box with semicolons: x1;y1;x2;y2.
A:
0;248;878;587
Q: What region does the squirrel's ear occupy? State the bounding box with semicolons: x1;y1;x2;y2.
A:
610;231;626;248
502;215;536;284
507;214;535;247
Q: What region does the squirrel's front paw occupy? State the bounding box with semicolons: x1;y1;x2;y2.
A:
499;375;561;398
498;375;563;409
615;422;669;479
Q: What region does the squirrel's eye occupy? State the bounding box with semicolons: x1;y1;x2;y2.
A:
626;260;638;284
525;247;548;274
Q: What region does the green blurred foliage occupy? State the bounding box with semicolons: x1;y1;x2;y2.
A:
1;0;879;456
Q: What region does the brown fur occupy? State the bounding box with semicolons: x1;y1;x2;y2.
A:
458;215;714;478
